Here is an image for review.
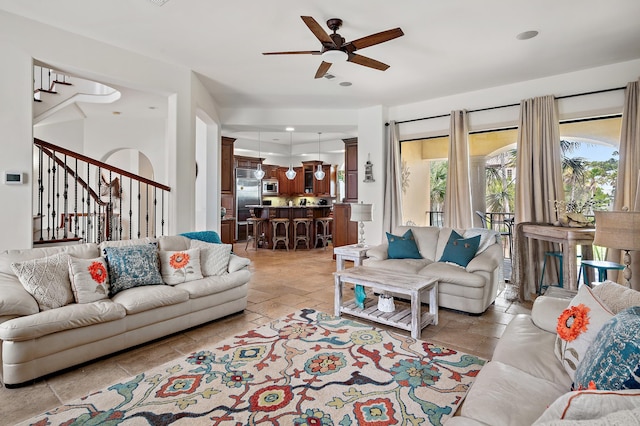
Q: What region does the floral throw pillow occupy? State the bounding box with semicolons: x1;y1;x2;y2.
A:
68;257;110;303
554;284;613;381
159;248;203;285
11;253;74;310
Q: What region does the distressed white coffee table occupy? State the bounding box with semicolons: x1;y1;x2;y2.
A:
334;266;438;339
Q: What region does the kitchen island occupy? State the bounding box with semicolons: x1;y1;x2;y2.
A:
245;205;333;250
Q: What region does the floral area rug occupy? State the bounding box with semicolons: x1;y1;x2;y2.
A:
22;309;485;426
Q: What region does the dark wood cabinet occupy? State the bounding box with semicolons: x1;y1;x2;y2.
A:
235;155;263;169
301;161;332;196
220;218;235;244
221;137;235;195
277;166;304;196
333;203;358;247
344;138;358;202
262;164;279;179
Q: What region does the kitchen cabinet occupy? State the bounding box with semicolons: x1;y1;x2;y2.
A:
262;164;279;179
302;161;332;196
333;203;358;248
220;218;235;244
235;155;263;169
344;138;358;203
277;166;303;196
221;137;235;195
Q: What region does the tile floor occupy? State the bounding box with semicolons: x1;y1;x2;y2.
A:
0;243;532;424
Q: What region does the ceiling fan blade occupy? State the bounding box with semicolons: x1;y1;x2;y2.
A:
350;28;404;50
314;61;332;79
262;50;321;55
347;54;390;71
301;16;335;46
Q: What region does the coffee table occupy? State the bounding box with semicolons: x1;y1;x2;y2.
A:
334;266;438;339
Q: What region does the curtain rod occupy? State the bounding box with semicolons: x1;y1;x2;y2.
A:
385;85;627;126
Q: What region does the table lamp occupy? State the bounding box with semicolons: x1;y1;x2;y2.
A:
594;210;640;287
350;202;373;247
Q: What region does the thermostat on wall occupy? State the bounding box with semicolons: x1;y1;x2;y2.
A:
4;171;25;185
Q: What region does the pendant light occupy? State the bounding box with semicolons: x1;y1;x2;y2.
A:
254;132;265;180
285;130;297;180
314;132;325;180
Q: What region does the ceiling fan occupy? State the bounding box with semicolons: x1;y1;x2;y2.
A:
262;16;404;79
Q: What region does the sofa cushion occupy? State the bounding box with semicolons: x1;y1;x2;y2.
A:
386;229;422;259
574;306;640;391
392;226;441;260
418;262;485;287
363;258;432;275
68;256;110;303
439;230;480;268
10;253;74;310
461;361;569;426
99;238;158;251
111;284;189;315
0;300;125;341
493;314;573;390
176;271;251;299
592;280;640;314
554;285;613;382
190;239;232;276
533;389;640;424
103;245;163;296
228;254;251;273
159;248;204;285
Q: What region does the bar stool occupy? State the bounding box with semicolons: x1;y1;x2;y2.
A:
539;251;564;295
271;218;290;251
293;217;312;250
245;216;267;250
578;260;625;286
315;217;333;250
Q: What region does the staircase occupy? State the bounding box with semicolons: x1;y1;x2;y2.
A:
33;139;171;246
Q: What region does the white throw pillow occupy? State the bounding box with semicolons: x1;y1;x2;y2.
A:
68;256;110;303
591;280;640;314
159;248;204;285
553;285;613;381
189;239;232;276
463;228;498;254
533;389;640;424
11;253;74;310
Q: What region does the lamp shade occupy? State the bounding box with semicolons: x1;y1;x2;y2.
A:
350;203;373;222
594;211;640;251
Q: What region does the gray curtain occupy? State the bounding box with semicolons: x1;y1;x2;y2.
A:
512;95;564;300
444;110;473;229
610;79;640;289
383;121;404;233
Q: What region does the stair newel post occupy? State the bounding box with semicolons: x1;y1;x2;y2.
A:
62;154;69;239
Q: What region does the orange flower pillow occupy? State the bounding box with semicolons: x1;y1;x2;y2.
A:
554;285;613;382
159;248;203;285
68;257;110;304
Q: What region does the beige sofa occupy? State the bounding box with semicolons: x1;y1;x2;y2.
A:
363;226;503;314
448;282;640;425
0;235;251;387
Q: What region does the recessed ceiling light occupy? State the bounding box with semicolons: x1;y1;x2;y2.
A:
112;111;121;115
148;106;157;110
285;127;295;132
516;30;539;40
339;82;352;87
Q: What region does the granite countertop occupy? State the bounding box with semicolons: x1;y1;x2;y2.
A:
246;204;331;209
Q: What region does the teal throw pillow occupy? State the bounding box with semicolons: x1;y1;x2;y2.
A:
386;230;422;259
103;244;163;297
439;230;481;267
180;231;222;244
573;306;640;391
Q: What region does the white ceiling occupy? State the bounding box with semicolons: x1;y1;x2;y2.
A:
4;0;640;154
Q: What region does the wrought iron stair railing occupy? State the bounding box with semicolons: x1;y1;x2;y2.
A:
33;138;171;245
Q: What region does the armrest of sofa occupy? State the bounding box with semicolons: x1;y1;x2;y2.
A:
531;296;571;333
365;244;388;261
228;254;251;273
465;244;501;273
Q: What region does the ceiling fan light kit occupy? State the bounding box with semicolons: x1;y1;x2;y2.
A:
262;16;404;79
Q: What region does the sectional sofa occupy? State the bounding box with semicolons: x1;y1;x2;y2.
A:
0;235;251;387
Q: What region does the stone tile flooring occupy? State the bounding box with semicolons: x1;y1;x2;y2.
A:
0;243;531;424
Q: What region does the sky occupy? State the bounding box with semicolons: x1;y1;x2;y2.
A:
572;143;617;162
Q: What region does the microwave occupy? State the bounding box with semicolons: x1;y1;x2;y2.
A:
262;179;279;195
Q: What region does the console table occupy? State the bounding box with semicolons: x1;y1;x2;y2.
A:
334;266;438;339
521;224;595;291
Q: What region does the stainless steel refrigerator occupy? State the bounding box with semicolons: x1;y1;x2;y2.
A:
235;168;262;241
